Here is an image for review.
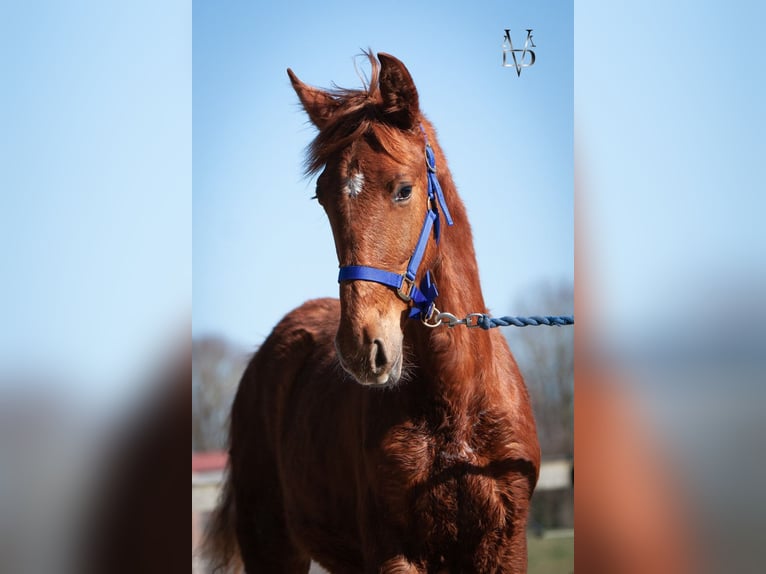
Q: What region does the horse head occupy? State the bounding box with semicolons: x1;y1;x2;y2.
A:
289;52;442;387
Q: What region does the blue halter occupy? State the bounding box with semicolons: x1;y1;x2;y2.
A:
337;125;454;321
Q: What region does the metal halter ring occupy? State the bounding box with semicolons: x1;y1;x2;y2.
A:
421;306;442;328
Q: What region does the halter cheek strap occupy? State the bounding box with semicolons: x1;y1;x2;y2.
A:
337;125;454;321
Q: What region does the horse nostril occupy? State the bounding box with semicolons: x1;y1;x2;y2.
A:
371;339;388;373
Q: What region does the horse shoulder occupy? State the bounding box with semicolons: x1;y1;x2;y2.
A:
231;298;340;450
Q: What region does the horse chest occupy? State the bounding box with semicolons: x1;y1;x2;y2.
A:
374;419;513;538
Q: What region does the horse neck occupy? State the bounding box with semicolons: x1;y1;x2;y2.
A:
405;161;498;408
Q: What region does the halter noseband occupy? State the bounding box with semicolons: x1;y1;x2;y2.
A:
337;125;454;322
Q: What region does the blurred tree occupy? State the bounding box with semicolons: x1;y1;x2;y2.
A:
192;337;249;452
504;281;574;530
504;281;574;457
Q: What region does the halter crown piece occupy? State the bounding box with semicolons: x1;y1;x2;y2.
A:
337;125;454;322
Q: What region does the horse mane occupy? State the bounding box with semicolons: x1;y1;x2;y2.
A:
304;50;416;176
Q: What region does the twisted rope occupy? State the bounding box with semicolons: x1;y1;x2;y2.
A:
476;314;574;329
429;311;574;329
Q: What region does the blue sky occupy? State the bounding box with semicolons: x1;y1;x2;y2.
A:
193;0;574;347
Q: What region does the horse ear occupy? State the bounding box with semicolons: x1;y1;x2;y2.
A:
377;53;420;129
287;68;339;129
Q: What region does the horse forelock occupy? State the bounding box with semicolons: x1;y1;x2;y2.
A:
304;52;419;176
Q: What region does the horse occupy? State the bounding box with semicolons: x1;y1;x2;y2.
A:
204;51;540;573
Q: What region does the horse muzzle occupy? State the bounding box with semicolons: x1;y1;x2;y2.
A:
334;316;404;387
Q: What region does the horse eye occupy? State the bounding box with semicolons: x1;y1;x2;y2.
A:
395;185;413;202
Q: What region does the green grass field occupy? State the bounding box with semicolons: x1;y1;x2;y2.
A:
527;533;574;574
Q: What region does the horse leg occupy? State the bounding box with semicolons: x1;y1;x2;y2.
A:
230;398;310;573
232;457;310;574
228;334;315;573
493;505;531;574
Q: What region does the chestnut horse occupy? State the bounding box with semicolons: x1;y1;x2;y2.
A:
205;52;540;573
